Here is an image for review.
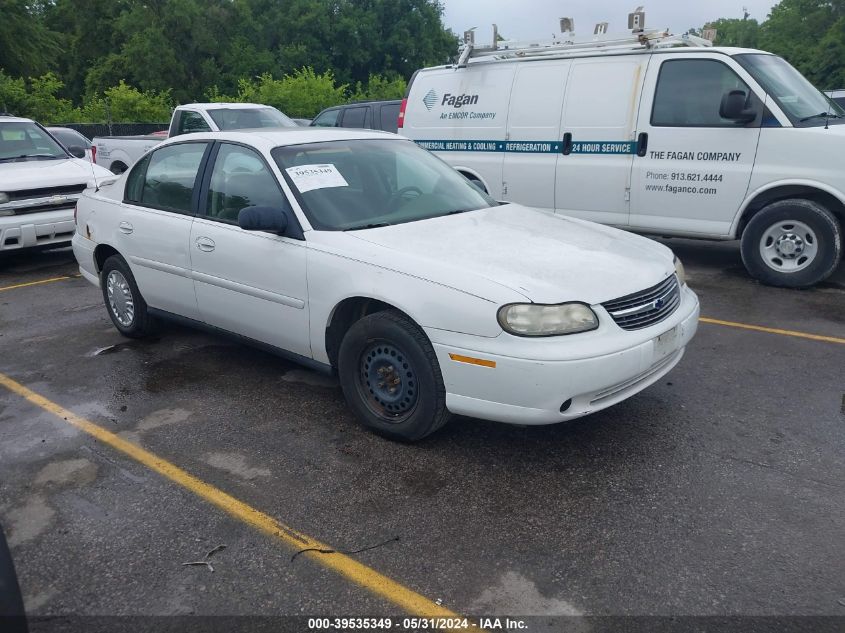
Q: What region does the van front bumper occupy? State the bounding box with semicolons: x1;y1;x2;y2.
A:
429;285;700;425
0;208;76;251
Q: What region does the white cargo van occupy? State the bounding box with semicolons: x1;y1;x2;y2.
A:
401;27;845;287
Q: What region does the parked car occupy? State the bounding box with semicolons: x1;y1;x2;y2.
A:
1;115;113;253
292;118;312;126
94;103;297;175
72;127;698;441
401;25;845;288
825;89;845;108
311;100;402;133
47;126;95;162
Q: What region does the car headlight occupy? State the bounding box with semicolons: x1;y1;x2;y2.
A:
0;192;9;204
674;256;686;286
497;302;599;336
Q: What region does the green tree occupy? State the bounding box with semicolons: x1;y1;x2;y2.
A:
706;18;761;48
0;0;62;77
79;81;172;123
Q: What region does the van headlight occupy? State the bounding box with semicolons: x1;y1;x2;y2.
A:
674;256;686;286
497;302;598;336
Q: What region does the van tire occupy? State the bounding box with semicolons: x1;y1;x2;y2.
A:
100;255;154;338
740;199;842;288
337;310;451;441
110;162;127;175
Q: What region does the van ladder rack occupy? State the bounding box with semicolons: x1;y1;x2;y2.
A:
455;29;712;67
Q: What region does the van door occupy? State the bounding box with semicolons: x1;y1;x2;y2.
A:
554;57;648;226
630;55;763;236
501;61;570;211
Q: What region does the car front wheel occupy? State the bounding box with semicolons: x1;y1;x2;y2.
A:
100;254;153;338
338;310;451;441
740;199;843;288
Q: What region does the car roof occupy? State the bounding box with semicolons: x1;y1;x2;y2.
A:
159;126;402;150
0;116;34;124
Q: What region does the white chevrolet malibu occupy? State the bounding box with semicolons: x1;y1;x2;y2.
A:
73;128;699;440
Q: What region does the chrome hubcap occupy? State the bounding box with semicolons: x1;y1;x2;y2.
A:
759;220;818;273
106;270;135;327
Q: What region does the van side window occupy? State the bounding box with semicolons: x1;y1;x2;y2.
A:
379;103;400;133
137;143;208;214
652;59;754;127
177;110;212;135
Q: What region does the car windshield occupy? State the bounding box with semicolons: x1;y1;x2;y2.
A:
208;107;297;130
0;122;68;161
272;138;496;231
735;54;845;126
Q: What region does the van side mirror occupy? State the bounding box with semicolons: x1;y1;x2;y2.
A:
720;90;758;123
238;206;289;234
67;145;87;159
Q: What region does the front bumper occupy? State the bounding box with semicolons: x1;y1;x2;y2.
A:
429;284;700;425
0;208;75;251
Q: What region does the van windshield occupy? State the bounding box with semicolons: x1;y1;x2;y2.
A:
272;138;496;231
735;54;845;126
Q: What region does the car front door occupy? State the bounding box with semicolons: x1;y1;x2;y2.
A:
118;141;210;320
190;142;311;358
629;55;764;236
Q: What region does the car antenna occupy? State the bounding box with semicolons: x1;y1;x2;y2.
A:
87;143;100;192
824;95;832;130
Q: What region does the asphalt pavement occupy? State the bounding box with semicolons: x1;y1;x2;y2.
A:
0;243;843;632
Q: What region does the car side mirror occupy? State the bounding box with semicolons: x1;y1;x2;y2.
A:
720;90;758;123
238;206;289;234
67;145;87;159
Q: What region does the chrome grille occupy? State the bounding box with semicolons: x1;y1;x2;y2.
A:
9;184;86;201
602;275;680;331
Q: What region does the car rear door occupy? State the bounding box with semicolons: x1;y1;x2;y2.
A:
117;141;210;320
189;141;311;357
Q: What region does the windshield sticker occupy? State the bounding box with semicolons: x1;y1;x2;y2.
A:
285;164;349;193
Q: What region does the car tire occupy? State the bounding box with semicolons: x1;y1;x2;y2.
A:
337;310;451;441
0;527;27;631
100;255;153;338
740;199;843;288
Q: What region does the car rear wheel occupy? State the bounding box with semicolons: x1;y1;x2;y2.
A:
100;255;153;338
338;310;451;441
740;199;842;288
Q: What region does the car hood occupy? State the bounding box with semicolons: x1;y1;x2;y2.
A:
346;204;676;305
0;158;112;189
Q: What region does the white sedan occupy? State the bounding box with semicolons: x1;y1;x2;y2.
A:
73;128;699;441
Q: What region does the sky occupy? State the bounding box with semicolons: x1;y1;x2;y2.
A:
441;0;778;43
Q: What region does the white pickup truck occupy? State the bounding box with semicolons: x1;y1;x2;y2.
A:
93;103;297;174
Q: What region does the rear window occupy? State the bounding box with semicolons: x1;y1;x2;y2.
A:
379;103;400;133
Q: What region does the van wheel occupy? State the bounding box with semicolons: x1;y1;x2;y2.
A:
100;255;153;338
337;310;451;441
110;162;127;175
740;199;842;288
465;175;488;194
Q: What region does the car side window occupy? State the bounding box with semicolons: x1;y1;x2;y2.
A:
379;103;400;133
177;110;212;135
312;109;340;127
652;59;755;127
340;107;368;128
128;143;208;214
204;143;289;224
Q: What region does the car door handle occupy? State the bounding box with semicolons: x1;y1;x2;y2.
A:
195;236;215;252
636;132;648;157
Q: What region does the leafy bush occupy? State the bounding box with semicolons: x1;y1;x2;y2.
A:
78;81;172;123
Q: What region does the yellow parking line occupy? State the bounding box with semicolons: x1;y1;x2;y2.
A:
0;372;474;625
0;274;79;292
700;317;845;345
